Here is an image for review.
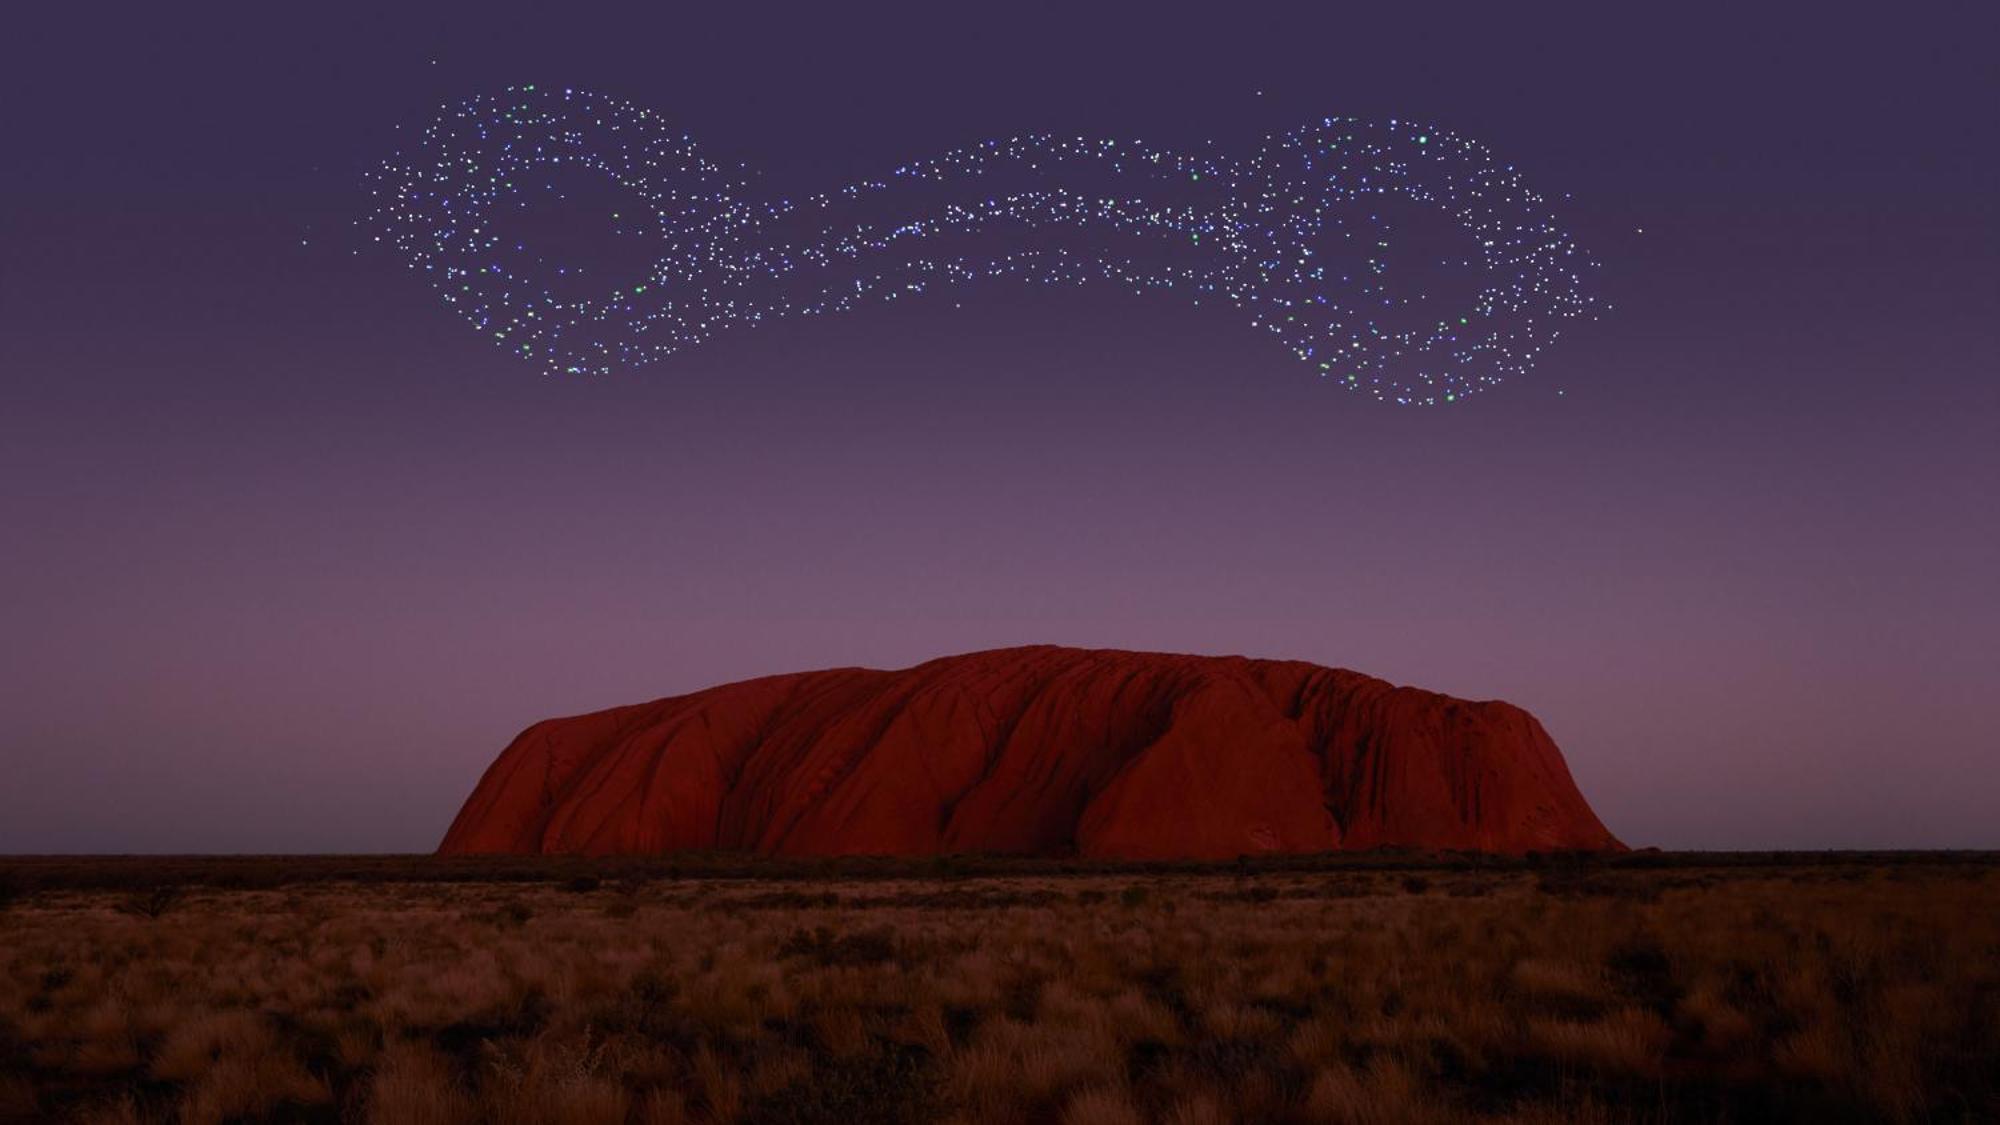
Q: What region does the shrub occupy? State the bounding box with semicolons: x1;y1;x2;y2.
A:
119;886;182;919
778;925;898;967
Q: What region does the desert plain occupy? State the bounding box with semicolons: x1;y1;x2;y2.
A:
1;853;1994;1124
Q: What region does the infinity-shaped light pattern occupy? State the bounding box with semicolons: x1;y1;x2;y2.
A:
364;86;1599;404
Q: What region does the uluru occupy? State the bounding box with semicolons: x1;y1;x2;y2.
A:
442;646;1621;858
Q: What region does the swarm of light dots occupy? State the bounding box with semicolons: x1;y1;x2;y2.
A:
363;86;1600;405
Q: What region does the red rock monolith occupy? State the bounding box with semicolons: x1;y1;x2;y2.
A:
440;646;1622;858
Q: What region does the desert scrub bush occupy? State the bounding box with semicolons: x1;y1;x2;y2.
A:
118;885;182;919
776;925;898;967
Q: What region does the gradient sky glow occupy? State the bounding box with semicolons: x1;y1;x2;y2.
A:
2;4;1995;852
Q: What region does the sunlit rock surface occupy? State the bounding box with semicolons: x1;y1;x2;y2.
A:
441;646;1622;858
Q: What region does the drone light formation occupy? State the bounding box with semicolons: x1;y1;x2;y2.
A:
365;87;1600;405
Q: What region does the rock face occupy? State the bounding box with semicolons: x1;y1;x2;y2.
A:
440;646;1622;859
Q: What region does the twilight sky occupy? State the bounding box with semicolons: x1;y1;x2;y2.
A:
2;4;1995;853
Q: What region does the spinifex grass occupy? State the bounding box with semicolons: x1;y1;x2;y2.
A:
0;857;1993;1123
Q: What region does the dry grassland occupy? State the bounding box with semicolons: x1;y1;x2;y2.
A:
0;858;1994;1123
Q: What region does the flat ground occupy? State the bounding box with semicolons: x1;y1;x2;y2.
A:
1;853;1994;1124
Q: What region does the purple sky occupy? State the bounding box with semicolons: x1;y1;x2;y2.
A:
2;5;1995;852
